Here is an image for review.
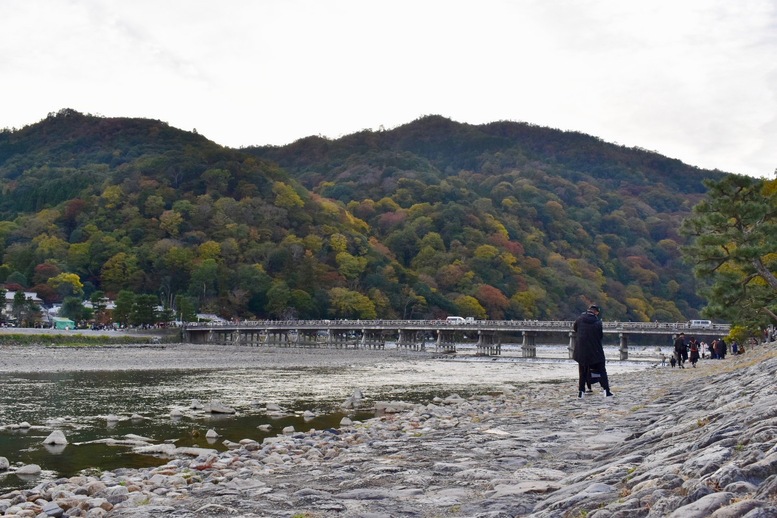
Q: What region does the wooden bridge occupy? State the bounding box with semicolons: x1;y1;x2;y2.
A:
182;319;730;360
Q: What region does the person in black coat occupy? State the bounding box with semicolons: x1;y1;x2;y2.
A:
573;304;613;398
673;333;686;369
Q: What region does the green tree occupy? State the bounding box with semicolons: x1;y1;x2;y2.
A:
401;287;427;319
681;175;777;325
47;272;84;300
272;181;304;210
11;291;41;326
101;252;142;294
131;294;158;326
113;290;135;327
61;296;86;322
454;294;487;320
90;290;109;325
336;251;367;284
265;280;292;318
6;271;28;288
328;287;377;319
290;289;317;318
175;294;197;323
189;258;219;304
159;210;183;237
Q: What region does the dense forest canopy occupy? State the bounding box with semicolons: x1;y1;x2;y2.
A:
0;109;730;322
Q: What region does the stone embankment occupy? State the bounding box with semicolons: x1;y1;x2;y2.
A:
2;344;777;517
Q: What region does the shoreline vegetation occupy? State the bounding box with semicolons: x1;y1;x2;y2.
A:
0;340;776;516
0;333;160;347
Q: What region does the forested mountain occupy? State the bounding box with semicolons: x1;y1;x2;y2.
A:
0;109;728;322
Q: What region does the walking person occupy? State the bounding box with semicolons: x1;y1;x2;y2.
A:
573;304;613;398
717;337;728;359
673;333;686;369
688;336;700;367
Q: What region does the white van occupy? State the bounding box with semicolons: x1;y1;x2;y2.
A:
446;316;466;324
688;319;712;328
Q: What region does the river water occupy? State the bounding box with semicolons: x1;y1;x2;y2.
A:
0;344;661;492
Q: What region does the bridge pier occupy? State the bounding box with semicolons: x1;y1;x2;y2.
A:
436;330;457;354
361;329;386;349
568;332;575;359
476;331;501;356
262;331;296;347
295;330;318;347
522;331;537;358
397;329;426;351
327;331;359;349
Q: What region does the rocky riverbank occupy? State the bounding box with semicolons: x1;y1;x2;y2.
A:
2;342;777;517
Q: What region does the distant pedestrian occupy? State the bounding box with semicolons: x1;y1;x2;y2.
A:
717;337;727;359
573;304;613;398
688;337;700;367
673;333;686;369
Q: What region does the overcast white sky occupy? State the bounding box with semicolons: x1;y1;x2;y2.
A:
1;0;775;177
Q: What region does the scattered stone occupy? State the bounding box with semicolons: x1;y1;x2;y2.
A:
124;433;154;442
375;400;415;413
340;389;364;409
204;400;236;414
16;464;41;475
42;430;68;445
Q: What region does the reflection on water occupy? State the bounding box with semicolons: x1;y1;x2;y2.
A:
0;367;379;493
0;349;653;492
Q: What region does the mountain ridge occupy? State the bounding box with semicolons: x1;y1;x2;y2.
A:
0;110;728;322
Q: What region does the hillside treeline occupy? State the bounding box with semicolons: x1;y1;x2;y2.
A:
0;109;728;322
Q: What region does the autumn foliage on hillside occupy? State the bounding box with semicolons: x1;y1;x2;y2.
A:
0;110;728;321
